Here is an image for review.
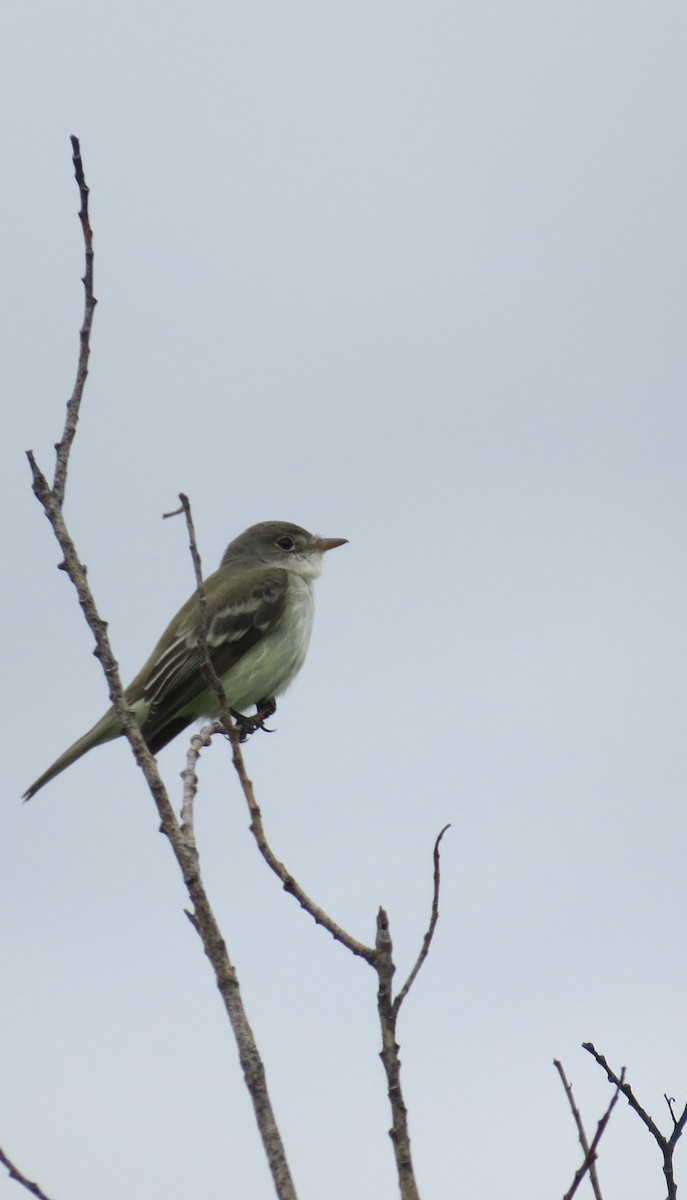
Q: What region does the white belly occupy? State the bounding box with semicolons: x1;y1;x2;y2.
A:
218;574;315;712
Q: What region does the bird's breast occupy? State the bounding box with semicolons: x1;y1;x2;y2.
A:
221;574;315;712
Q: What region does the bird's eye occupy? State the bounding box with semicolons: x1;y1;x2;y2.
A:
276;536;295;551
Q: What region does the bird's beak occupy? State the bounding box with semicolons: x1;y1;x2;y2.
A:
314;536;348;553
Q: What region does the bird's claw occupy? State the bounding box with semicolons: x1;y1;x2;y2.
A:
230;698;277;743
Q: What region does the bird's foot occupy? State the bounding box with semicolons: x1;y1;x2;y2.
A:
230;698;277;743
255;696;277;727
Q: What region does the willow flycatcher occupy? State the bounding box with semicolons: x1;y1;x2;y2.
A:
23;521;347;798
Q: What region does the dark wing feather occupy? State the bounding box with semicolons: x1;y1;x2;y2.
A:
145;714;197;756
128;566;288;753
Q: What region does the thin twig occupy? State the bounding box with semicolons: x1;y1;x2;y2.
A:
583;1043;664;1143
562;1068;624;1200
28;473;165;808
175;494;242;751
243;775;376;961
180;723;221;841
0;1146;56;1200
378;829;451;1196
583;1043;687;1200
52;135;96;506
554;1060;604;1200
174;495;441;1200
394;825;450;1015
376;908;420;1200
172;494;376;964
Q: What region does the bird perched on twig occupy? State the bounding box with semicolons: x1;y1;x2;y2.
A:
23;520;347;799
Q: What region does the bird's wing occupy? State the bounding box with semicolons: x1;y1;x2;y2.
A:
128;566;289;752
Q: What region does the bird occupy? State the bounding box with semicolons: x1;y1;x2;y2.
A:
23;520;347;799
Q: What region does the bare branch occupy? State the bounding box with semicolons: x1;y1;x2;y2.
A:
583;1043;687;1200
175;495;434;1200
583;1043;663;1142
375;826;451;1195
173;493;377;964
0;1146;56;1200
554;1059;603;1200
26;137;298;1200
52;135;96;506
26;449;172;814
666;1095;680;1128
180;721;222;842
244;773;377;961
394;824;450;1015
376;908;420;1200
175;493;242;748
561;1067;624;1200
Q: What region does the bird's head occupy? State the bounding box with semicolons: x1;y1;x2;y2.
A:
221;521;348;579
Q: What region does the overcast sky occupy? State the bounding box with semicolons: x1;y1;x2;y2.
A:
3;3;687;1198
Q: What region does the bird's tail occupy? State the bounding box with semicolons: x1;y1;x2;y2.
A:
22;711;122;801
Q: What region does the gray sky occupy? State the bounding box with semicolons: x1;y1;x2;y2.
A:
3;2;687;1197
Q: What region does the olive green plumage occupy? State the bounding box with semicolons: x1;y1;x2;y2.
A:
23;521;347;799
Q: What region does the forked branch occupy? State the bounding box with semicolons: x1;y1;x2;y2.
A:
583;1043;687;1200
173;496;450;1200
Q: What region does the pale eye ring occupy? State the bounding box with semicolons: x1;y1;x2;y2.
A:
276;536;295;551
